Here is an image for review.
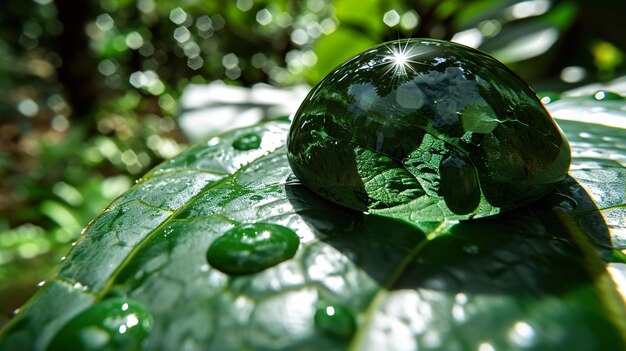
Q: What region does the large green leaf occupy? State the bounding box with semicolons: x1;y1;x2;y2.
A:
1;96;626;351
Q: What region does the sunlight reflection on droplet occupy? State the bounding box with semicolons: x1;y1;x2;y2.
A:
126;314;139;328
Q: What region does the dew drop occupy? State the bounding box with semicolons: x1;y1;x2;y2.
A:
592;90;623;101
232;132;262;151
206;222;300;275
314;303;356;340
537;91;560;104
46;298;153;351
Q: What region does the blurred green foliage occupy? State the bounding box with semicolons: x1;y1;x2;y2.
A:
0;0;625;328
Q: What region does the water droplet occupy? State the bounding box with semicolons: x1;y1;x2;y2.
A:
537;91;560;104
47;298;153;351
206;223;300;275
162;226;174;238
37;280;46;288
439;152;481;215
593;90;623;101
232;132;262;151
314;303;356;340
287;38;570;221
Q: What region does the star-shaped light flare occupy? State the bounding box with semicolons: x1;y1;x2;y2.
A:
377;39;429;78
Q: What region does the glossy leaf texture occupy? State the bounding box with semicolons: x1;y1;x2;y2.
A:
1;97;626;351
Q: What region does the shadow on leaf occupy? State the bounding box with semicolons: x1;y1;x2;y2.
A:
285;175;612;296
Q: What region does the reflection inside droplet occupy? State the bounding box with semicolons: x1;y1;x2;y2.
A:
325;306;335;316
314;303;356;340
47;298;153;351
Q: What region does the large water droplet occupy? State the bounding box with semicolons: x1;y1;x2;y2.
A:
47;298;153;351
314;303;356;340
207;222;300;275
287;38;571;221
232;132;262;150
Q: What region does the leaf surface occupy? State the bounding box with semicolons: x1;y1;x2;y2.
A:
1;98;626;351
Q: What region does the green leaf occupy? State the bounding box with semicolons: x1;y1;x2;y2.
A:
1;97;626;351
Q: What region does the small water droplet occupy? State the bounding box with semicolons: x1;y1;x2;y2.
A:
162;226;174;238
206;222;299;275
537;91;560;104
37;280;46;288
47;298;153;351
593;90;623;101
314;303;356;340
12;308;20;316
60;256;66;261
232;132;262;151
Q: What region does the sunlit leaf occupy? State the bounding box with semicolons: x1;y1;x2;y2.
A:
1;94;626;350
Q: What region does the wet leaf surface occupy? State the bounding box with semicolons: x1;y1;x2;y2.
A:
1;97;625;351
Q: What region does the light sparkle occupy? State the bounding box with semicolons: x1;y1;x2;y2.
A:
377;39;429;78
